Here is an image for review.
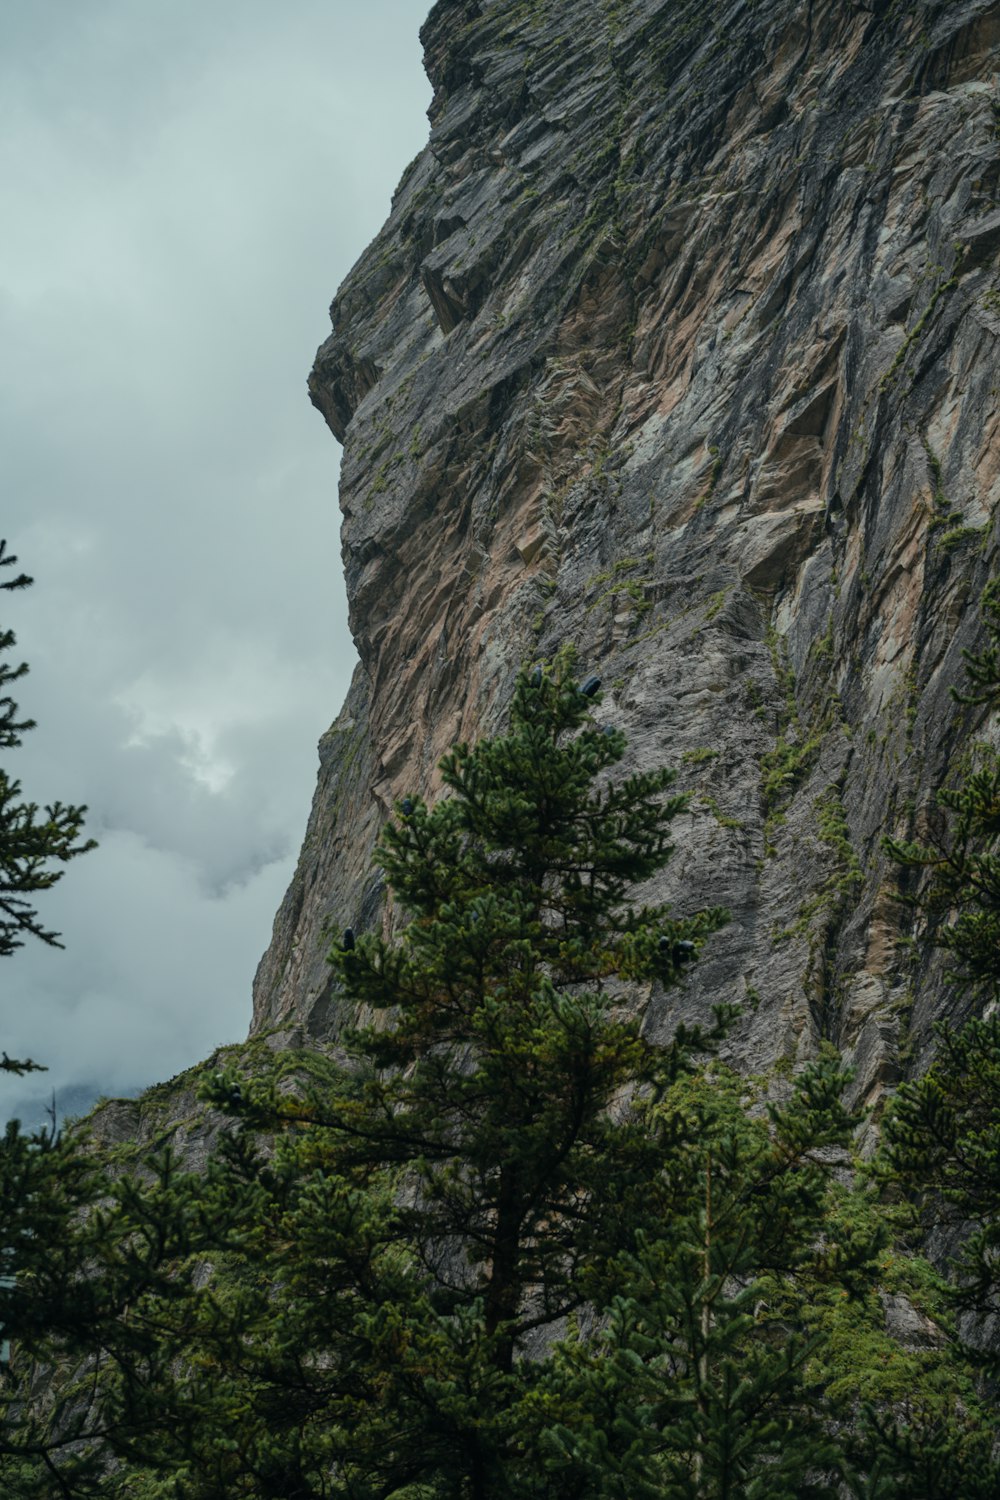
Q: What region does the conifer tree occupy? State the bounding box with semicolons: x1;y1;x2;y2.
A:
525;1050;857;1498
193;655;732;1495
882;577;1000;1327
0;539;104;1487
0;537;99;1348
0;539;96;964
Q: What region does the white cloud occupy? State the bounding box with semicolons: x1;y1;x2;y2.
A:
0;829;294;1123
0;0;432;1125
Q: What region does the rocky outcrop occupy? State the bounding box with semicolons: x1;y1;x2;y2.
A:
253;0;1000;1117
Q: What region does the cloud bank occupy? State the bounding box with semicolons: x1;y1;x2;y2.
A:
0;0;432;1125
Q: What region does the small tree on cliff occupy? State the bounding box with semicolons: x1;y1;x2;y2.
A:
882;577;1000;1334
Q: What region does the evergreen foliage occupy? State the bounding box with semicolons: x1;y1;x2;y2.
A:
884;577;1000;992
882;578;1000;1340
883;742;1000;993
188;656;733;1494
2;656;999;1495
527;1051;856;1498
0;539;96;963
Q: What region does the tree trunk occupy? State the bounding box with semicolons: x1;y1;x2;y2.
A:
484;1166;522;1375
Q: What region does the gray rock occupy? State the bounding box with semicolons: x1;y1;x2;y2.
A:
250;0;1000;1119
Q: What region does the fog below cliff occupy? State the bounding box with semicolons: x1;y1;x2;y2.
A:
0;0;431;1129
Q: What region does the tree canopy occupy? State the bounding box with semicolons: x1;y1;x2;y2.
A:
1;654;999;1496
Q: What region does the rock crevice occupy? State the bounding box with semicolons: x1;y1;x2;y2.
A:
256;0;1000;1112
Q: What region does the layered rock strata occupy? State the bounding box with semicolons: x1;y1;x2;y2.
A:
252;0;1000;1114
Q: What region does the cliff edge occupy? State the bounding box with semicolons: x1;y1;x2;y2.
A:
250;0;1000;1116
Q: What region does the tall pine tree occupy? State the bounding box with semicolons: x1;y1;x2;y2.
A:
198;655;732;1495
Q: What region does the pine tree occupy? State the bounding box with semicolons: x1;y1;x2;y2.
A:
869;572;1000;1489
526;1049;858;1498
881;577;1000;1326
0;539;96;965
195;655;732;1496
0;539;103;1487
882;575;1000;992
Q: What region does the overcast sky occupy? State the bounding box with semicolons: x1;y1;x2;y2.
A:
0;0;432;1127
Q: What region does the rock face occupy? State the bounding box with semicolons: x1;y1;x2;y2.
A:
251;0;1000;1116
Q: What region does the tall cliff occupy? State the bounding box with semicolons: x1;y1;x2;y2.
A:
251;0;1000;1116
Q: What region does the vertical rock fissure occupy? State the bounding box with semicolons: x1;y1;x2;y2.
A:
252;0;1000;1119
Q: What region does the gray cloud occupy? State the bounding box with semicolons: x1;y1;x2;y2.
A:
0;0;432;1125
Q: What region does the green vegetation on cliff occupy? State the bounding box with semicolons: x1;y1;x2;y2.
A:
3;655;1000;1496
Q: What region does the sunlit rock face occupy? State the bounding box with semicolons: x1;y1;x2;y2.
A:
252;0;1000;1113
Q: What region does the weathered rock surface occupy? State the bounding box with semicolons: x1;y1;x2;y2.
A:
253;0;1000;1117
